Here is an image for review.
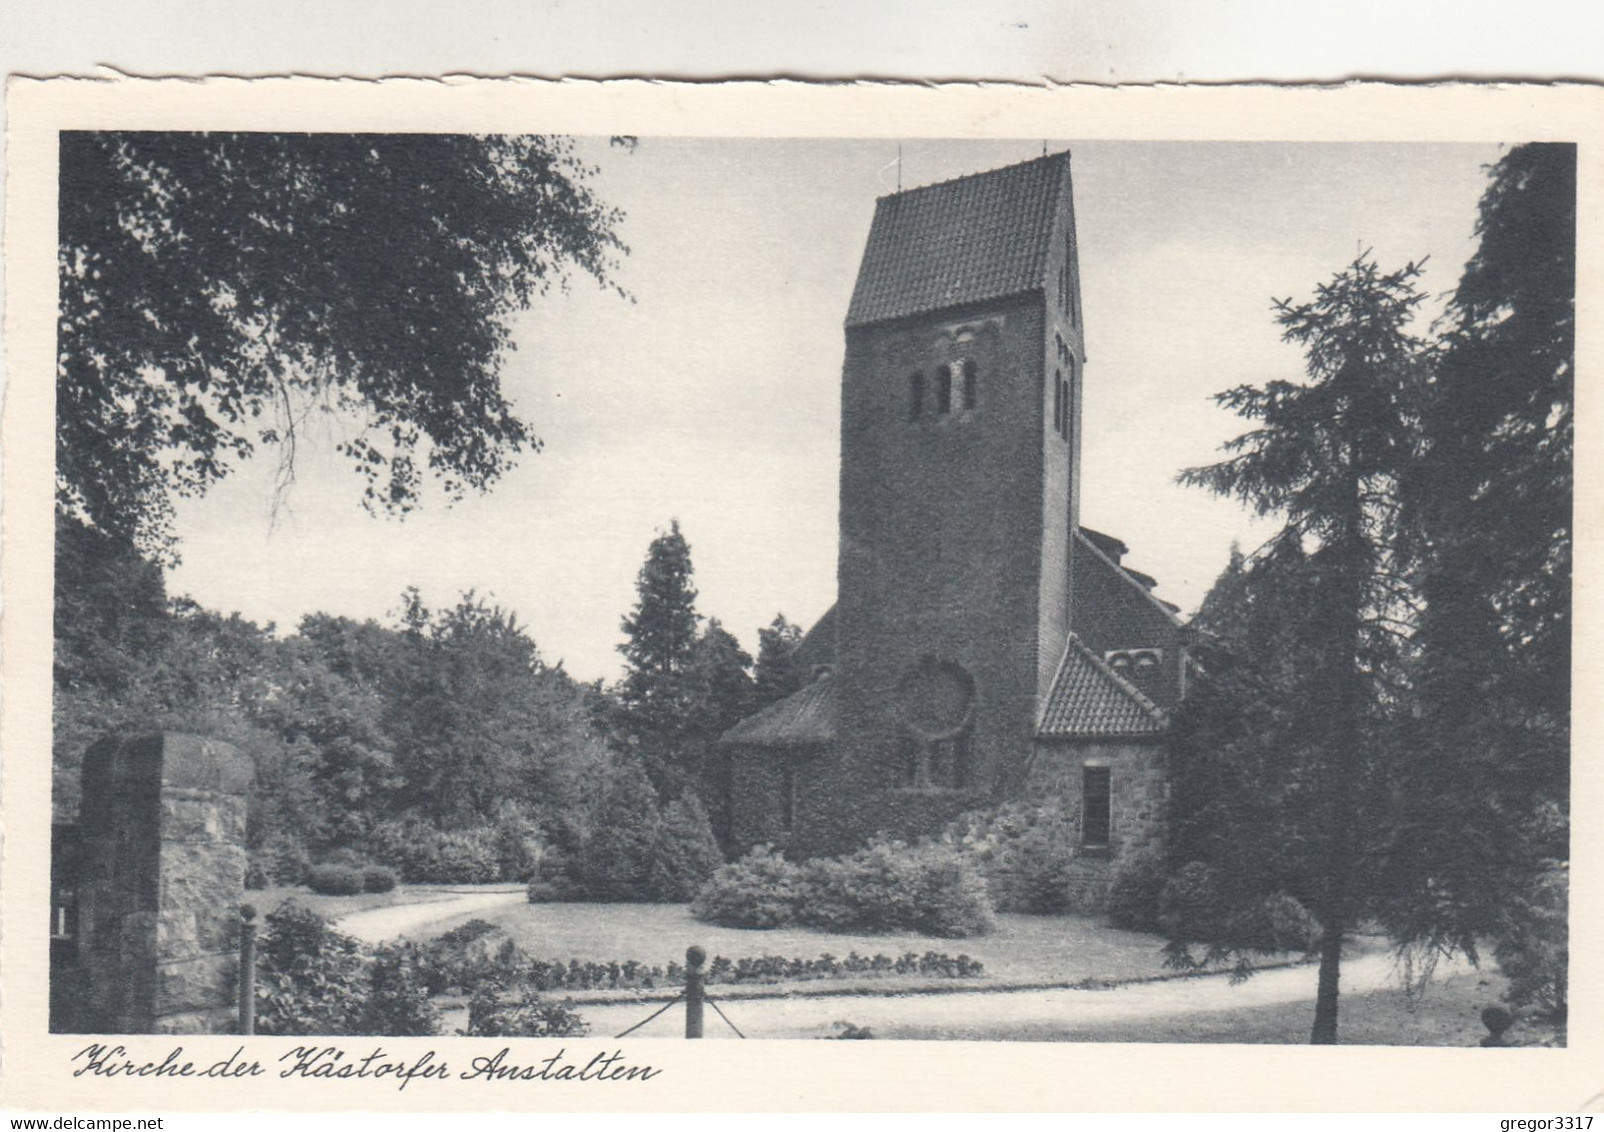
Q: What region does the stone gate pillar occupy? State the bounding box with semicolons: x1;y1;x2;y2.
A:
76;733;254;1033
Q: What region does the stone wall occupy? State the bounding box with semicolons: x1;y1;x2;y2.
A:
822;293;1054;857
1026;738;1167;911
74;733;253;1034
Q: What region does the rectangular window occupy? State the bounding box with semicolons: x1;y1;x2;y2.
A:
1082;766;1111;847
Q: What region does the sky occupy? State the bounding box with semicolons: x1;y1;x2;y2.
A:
165;138;1502;683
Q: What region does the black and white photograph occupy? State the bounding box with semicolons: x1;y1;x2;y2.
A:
2;78;1594;1113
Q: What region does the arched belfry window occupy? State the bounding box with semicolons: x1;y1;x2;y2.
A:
908;371;925;420
961;360;978;411
935;364;953;416
1062;360;1074;440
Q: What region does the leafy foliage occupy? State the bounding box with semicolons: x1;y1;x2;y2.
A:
566;763;723;902
1492;860;1568;1022
941;801;1081;914
363;943;440;1036
692;840;996;938
463;987;588;1038
255;903;371;1036
690;844;810;928
362;865;399;894
752;614;807;709
58;132;626;557
305;864;366;896
1105;852;1168;934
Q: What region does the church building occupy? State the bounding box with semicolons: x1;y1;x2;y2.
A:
720;152;1188;909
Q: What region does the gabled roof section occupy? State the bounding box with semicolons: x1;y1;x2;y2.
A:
845;152;1070;328
1037;635;1168;740
720;674;837;748
1073;528;1184;636
791;603;837;675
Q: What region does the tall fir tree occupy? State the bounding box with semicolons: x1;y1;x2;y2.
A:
616;520;704;793
1182;253;1431;1043
1385;143;1573;1016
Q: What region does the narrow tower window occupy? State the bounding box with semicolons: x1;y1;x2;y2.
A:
1082;765;1111;847
1053;371;1063;434
936;364;952;415
908;371;925;420
1063;233;1077;322
961;360;978;411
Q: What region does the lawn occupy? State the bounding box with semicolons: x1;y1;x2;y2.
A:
456;899;1305;997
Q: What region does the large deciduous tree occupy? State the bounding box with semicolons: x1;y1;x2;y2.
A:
1181;254;1431;1043
57;132;627;558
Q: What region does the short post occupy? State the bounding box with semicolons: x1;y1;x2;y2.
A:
238;904;257;1036
684;945;706;1039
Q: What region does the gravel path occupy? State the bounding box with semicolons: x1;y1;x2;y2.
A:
575;950;1473;1041
335;887;527;944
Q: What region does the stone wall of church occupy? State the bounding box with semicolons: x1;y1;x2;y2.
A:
1025;738;1167;912
821;293;1052;857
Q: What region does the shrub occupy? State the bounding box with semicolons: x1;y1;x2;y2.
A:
246;834;311;890
306;864;366;896
1495;861;1568;1021
824;1021;876;1039
491;809;544;883
691;845;808;928
943;801;1080;913
1157;861;1227;942
256;903;441;1037
414;919;519;996
692;839;994;938
650;795;725;901
463;986;587;1038
570;769;722;902
1107;853;1168;933
526;845;585;903
363;943;439;1036
255;903;369;1035
321;846;371;870
1244;892;1321;953
366;815;505;884
362;865;399;894
802;841;995;938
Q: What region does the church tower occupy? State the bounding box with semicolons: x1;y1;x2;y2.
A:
722;150;1184;877
815;151;1087;852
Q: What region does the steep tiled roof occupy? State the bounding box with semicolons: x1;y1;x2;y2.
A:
1071;529;1183;645
791;603;837;675
720;674;837;748
845;152;1070;327
1037;635;1168;740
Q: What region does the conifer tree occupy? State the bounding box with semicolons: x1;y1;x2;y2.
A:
616;520;703;792
752;613;807;708
1182;253;1431;1043
1385;143;1573;1016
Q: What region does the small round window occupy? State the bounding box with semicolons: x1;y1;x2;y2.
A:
897;657;975;740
